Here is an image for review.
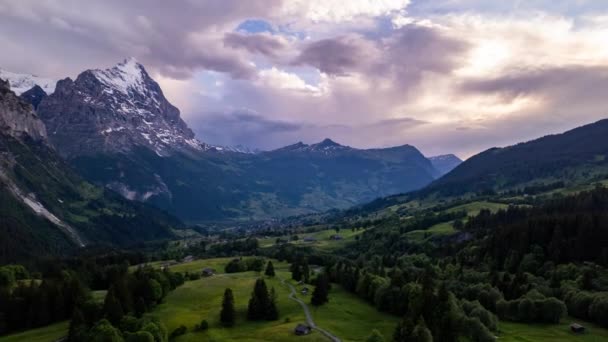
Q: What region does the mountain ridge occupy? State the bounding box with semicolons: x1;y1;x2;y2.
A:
7;59;448;222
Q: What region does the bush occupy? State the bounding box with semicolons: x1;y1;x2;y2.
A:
169;325;187;339
197;319;209;331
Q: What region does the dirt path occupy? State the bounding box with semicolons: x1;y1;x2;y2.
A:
280;278;341;342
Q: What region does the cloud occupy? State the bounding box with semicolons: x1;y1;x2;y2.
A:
279;0;411;23
293;35;375;75
0;0;280;79
3;1;608;159
189;109;304;148
224;32;288;58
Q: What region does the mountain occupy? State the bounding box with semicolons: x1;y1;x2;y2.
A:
20;85;48;109
428;154;462;176
0;78;181;263
0;68;56;95
37;57;208;158
425;119;608;196
31;59;442;222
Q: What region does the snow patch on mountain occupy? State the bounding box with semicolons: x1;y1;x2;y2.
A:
0;68;56;95
92;57;148;97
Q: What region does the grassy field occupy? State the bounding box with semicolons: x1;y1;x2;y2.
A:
130;257;249;274
259;228;365;252
446;201;508;216
499;319;608;341
148;260;325;341
405;221;457;242
146;258;395;341
0;321;68;342
286;279;398;341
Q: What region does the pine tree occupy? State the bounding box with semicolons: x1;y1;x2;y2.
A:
265;261;275;277
247;279;271;320
266;287;279;320
68;308;86;342
291;261;302;281
393;317;415;342
302;261;310;283
103;288;124;325
412;318;433;342
220;288;236;327
134;297;146;318
311;273;329;306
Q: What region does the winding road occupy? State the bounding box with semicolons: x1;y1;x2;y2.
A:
280;278;341;342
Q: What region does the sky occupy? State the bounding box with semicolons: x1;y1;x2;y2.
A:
2;1;608;158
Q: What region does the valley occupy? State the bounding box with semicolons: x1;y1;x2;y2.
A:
3;3;608;341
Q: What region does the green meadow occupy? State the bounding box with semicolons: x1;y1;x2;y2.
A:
0;321;68;342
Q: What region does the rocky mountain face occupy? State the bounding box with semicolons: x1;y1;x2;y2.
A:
37;57;207;158
0;79;47;141
20;85;48;109
14;58;446;222
428;154;462;176
0;77;180;262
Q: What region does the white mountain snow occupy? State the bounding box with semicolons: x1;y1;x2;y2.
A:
0;68;56;95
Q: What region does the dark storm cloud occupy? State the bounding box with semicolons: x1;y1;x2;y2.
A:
292;24;468;92
224;32;287;57
461;66;608;101
0;0;283;79
374;25;469;92
293;36;370;75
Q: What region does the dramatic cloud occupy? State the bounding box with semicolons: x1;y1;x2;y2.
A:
2;1;608;158
224;32;288;58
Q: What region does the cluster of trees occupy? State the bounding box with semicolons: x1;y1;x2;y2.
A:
0;269;87;335
290;256;311;283
247;279;279;321
68;266;184;341
71;315;168;342
563;285;608;327
225;257;265;273
207;238;259;257
465;188;608;266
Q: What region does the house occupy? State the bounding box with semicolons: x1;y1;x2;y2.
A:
202;268;215;277
301;287;309;295
303;236;316;243
570;323;585;334
182;255;195;263
160;261;178;270
294;324;312;336
329;234;343;240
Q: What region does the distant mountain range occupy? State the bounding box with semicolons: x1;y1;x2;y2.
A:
4;57;608;260
428;154;462;176
4;58;455;222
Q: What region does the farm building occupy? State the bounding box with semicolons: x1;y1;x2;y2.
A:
294;324;312;336
202;268;215;276
570;323;585;333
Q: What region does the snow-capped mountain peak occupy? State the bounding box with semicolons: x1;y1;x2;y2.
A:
91;57;148;97
0;68;56;95
37;58;205;157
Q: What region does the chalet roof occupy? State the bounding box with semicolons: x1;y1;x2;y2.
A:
295;324;311;332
